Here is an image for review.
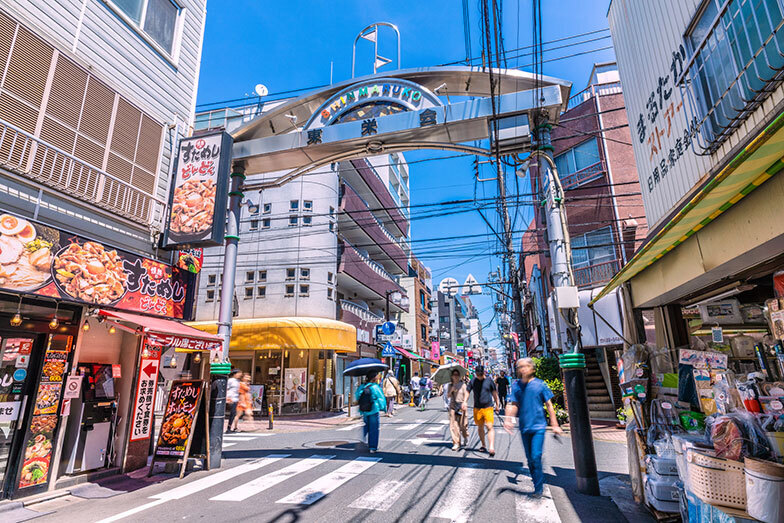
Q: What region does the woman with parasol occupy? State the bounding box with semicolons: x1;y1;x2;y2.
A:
344;358;388;453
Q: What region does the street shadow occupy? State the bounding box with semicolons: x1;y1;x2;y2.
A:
548;466;630;522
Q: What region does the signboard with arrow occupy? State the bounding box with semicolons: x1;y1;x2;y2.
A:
129;346;161;442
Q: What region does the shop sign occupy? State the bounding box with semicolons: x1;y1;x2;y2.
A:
431;341;440;361
177;248;203;274
162;131;233;249
356;328;371;344
112;364;122;378
284;368;307;404
0;209;191;319
130;354;160;442
307;79;441;129
146;333;221;351
154;380;205;457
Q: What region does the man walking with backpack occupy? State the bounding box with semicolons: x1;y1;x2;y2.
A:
355;372;386;453
418;373;432;411
410;372;420;406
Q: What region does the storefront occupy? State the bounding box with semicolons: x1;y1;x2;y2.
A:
0;209;202;498
189;317;356;415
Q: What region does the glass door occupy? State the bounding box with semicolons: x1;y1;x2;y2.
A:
0;336;37;499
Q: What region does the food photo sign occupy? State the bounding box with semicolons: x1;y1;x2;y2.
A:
0;210;191;319
162;131;233;249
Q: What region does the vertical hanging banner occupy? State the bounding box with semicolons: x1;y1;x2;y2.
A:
162;131;233;248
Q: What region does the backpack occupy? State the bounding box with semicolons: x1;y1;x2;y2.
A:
358;385;374;412
419;377;428;387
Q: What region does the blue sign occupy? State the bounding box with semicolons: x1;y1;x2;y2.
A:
13;369;26;381
381;322;396;335
381;342;397;357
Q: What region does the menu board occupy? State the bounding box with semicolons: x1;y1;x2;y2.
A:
162;131;232;248
0;209;191;319
153;380;205;459
17;335;71;491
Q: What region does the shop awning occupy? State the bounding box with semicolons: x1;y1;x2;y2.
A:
590;111;784;306
187;317;356;353
97;309;223;351
394;346;421;360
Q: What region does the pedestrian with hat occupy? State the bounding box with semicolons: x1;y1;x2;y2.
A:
468;365;499;457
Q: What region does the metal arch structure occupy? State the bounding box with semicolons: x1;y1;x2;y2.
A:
230;66;572;185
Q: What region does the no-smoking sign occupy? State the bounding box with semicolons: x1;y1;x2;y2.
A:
64;375;82;400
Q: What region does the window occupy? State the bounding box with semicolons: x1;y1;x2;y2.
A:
286;268;296;280
300;268;310;280
206;289;215;302
303;200;313;211
207;274;217;286
249;219;259;231
571;226;615;269
420;290;426;311
107;0;180;55
262;218;271;229
257;286;266;298
554;139;600;176
258;270;267;282
290;200;299;211
249;203;259;215
289;216;298;227
327;272;334;283
421;325;427;339
302;216;312;226
245;271;255;283
329;222;335;233
299;284;310;296
263;203;271;214
285;284;295;296
244;287;254;299
327;288;333;300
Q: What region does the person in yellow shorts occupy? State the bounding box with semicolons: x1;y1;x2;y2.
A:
468;365;500;457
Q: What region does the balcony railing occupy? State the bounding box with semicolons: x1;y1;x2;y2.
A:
339;300;383;323
680;0;784;153
0;118;166;227
573;259;622;288
566;81;622;110
560;160;606;190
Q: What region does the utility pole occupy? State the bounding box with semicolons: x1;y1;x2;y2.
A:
533;116;600;496
494;160;528;359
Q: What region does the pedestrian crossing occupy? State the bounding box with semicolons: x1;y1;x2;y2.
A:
97;453;561;522
222;432;272;448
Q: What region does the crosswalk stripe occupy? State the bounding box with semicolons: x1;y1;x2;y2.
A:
429;463;482;522
223;435;267;441
151;454;290;500
395;419;426;430
95;499;168;523
439;420;450;425
222;443;237;448
336;423;363;431
514;485;560;522
224;433;271;438
210;455;335;501
348;479;408;511
276;457;381;505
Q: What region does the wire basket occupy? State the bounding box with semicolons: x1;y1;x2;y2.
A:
687;450;747;509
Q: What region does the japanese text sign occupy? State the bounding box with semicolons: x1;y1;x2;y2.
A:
154;380;204;458
162;131;233;248
130;354;160;442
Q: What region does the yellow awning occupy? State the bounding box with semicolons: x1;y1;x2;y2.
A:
187;317;357;353
591;110;784;306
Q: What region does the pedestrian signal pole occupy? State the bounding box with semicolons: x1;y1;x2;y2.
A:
531;116;600;496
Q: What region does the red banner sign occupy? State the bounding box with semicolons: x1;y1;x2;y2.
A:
130;347;160;442
146;333;220;351
0;210;191;319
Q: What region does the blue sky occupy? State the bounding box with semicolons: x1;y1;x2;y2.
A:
196;0;615;348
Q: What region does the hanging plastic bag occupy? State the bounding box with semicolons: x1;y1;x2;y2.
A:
647;398;682;447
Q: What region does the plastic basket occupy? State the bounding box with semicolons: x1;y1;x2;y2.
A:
687;450;747;509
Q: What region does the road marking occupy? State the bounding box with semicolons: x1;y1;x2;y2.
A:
514;484;560;522
410;438;451;446
222;443;237;448
223;435;269;441
395;419;426;430
95;499;168;523
211;455;335;501
276;456;381;505
348;479;408;511
336;423;363;431
429;463;482;522
439;419;450;425
151;454;290;500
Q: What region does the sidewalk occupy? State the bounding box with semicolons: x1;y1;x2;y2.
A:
227;409;364;433
562;419;627;443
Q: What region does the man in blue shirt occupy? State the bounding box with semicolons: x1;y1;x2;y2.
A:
503;358;563;496
355;372;387;453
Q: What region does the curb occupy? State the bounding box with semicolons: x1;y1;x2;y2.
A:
0;488;72;510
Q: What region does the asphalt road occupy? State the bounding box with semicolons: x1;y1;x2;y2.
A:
29;402;631;522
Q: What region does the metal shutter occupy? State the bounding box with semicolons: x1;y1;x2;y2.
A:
0;12;15;86
79;76;113;144
46;54;87;130
3;26;52;108
109;98;140;161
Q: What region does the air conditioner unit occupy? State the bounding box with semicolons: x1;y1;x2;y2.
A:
334;395;344;411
